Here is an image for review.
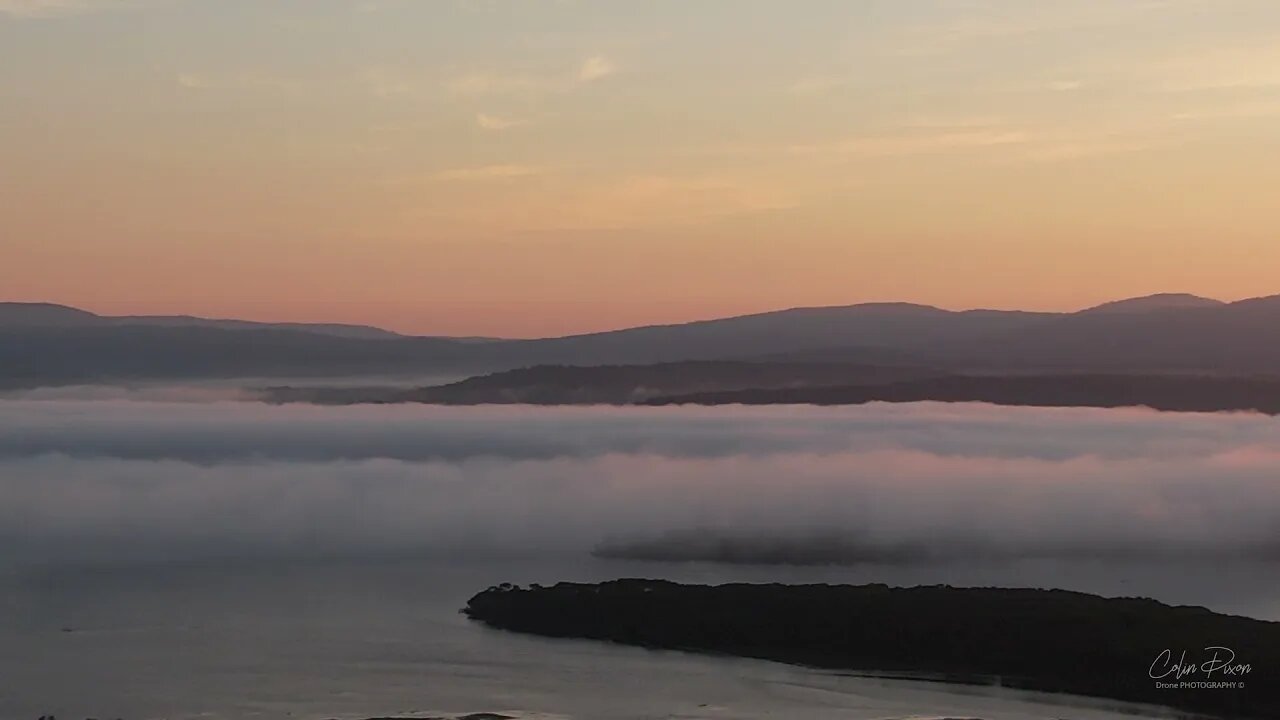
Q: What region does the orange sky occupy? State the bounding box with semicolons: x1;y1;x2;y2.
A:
3;1;1279;337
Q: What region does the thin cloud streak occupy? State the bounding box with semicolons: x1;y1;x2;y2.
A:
177;71;301;93
887;0;1221;56
788;131;1032;157
432;164;545;181
476;112;528;130
446;55;617;97
576;55;616;82
1147;44;1280;91
0;0;138;17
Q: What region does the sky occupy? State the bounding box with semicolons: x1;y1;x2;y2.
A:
3;0;1279;336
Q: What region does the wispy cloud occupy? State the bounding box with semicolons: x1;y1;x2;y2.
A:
1171;100;1280;121
0;0;154;17
903;115;1006;129
408;170;794;231
889;1;1216;56
432;164;545;181
446;71;544;96
0;0;94;16
513;173;796;231
1147;44;1280;91
447;55;617;97
1047;79;1084;91
789;130;1031;157
562;173;795;228
576;55;616;82
1019;138;1150;162
177;71;300;93
696;116;1168;166
788;76;846;95
363;67;418;98
475;112;528;131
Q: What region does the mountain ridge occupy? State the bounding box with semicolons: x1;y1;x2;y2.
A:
5;293;1261;338
1078;293;1225;315
0;302;409;340
4;294;1280;388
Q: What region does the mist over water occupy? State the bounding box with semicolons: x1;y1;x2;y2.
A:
4;399;1280;567
4;397;1279;719
0;374;471;403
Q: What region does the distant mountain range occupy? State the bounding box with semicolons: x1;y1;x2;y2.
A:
0;302;407;339
1076;293;1226;315
3;293;1280;389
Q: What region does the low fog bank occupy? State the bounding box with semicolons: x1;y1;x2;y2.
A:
1;398;1269;463
1;384;258;403
0;375;469;403
2;400;1280;567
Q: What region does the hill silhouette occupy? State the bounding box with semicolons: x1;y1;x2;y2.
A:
7;294;1280;388
0;301;406;339
1078;293;1225;314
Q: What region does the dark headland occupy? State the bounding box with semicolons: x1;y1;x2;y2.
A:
464;580;1279;719
264;366;1280;416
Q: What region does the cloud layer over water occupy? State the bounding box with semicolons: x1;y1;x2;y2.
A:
3;400;1279;566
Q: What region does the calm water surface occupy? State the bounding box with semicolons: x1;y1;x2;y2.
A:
2;556;1272;720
